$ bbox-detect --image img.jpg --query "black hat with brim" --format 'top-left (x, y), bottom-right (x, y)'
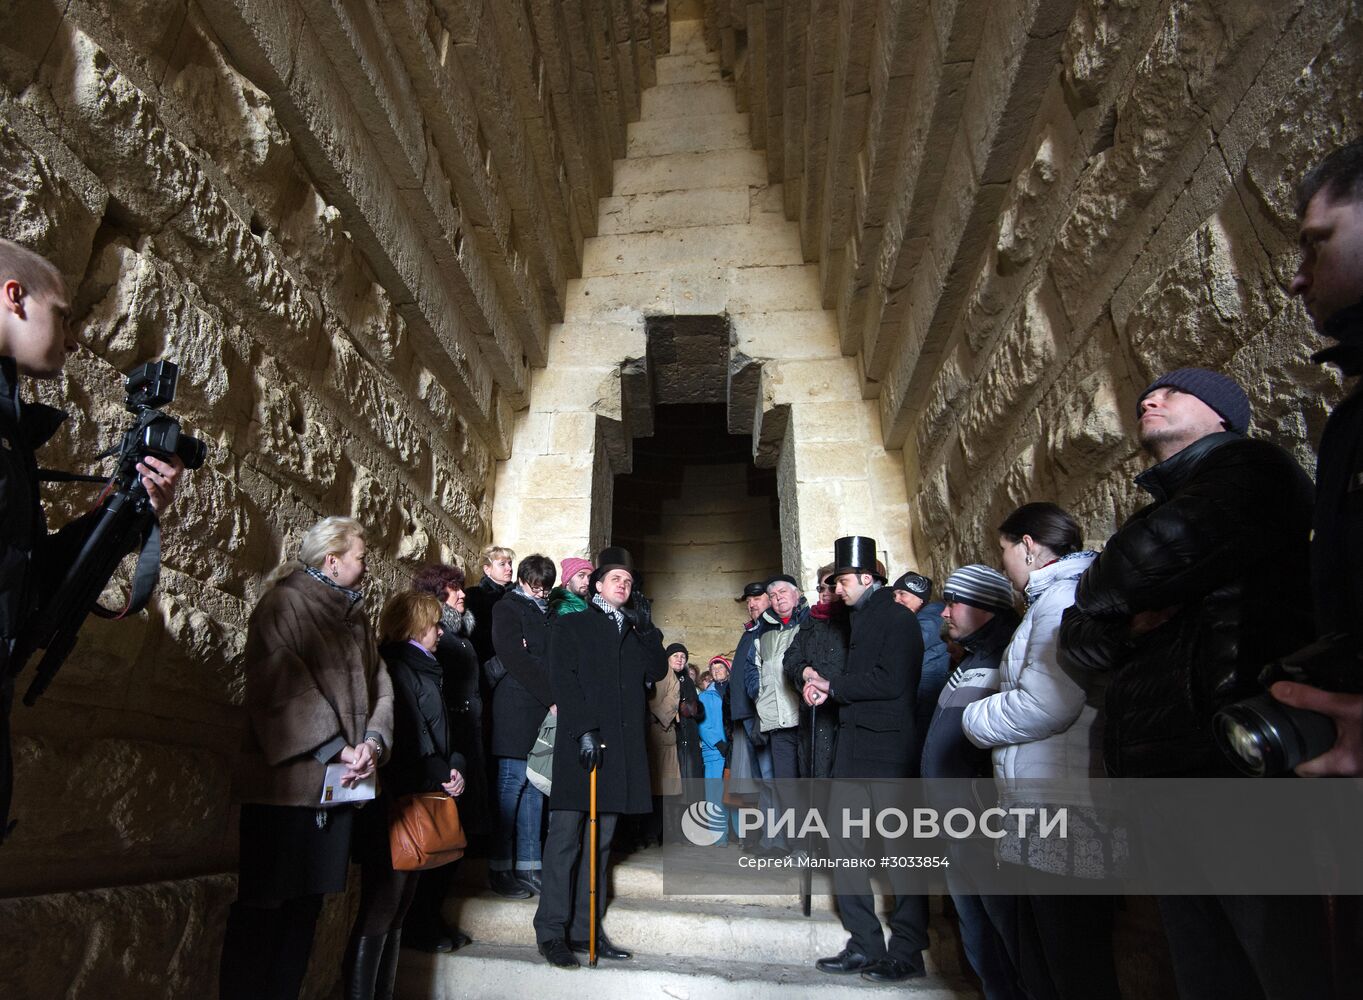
top-left (735, 580), bottom-right (767, 602)
top-left (832, 536), bottom-right (885, 582)
top-left (766, 573), bottom-right (800, 590)
top-left (589, 545), bottom-right (635, 594)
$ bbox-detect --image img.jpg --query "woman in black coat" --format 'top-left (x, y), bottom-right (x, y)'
top-left (488, 554), bottom-right (556, 897)
top-left (343, 591), bottom-right (465, 1000)
top-left (404, 563), bottom-right (488, 952)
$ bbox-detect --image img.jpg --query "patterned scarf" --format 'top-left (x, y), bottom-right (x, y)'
top-left (592, 593), bottom-right (625, 632)
top-left (304, 565), bottom-right (364, 607)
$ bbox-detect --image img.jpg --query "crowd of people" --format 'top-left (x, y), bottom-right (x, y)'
top-left (1, 116), bottom-right (1361, 1000)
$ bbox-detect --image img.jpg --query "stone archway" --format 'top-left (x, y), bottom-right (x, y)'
top-left (491, 20), bottom-right (914, 600)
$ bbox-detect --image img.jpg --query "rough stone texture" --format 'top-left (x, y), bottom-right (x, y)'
top-left (3, 0), bottom-right (1360, 995)
top-left (721, 0), bottom-right (1360, 584)
top-left (0, 1), bottom-right (657, 994)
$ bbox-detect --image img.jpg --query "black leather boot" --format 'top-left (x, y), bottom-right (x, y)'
top-left (343, 933), bottom-right (388, 1000)
top-left (374, 930), bottom-right (402, 1000)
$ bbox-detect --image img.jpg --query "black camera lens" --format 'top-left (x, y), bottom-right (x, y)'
top-left (174, 434), bottom-right (208, 470)
top-left (1213, 695), bottom-right (1338, 777)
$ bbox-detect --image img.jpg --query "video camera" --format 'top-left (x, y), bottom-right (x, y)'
top-left (1213, 634), bottom-right (1363, 776)
top-left (11, 360), bottom-right (205, 705)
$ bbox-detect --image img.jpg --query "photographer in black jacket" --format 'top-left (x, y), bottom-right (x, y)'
top-left (0, 240), bottom-right (182, 842)
top-left (1270, 138), bottom-right (1363, 777)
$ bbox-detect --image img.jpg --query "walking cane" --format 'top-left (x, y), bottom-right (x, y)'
top-left (802, 700), bottom-right (814, 918)
top-left (589, 756), bottom-right (599, 968)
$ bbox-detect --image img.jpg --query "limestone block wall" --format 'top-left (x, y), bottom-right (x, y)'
top-left (493, 19), bottom-right (916, 606)
top-left (711, 0), bottom-right (1362, 582)
top-left (0, 1), bottom-right (660, 995)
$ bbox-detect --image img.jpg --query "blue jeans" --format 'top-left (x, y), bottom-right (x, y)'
top-left (491, 756), bottom-right (543, 872)
top-left (701, 751), bottom-right (728, 846)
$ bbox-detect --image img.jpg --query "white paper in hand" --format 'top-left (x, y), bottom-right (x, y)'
top-left (320, 764), bottom-right (377, 806)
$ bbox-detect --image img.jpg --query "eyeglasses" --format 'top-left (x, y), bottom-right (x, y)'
top-left (816, 584), bottom-right (835, 593)
top-left (527, 585), bottom-right (549, 597)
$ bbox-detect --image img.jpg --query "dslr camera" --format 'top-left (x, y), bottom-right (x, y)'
top-left (13, 360), bottom-right (205, 705)
top-left (1213, 634), bottom-right (1363, 777)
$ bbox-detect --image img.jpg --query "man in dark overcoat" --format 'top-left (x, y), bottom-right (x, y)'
top-left (533, 546), bottom-right (667, 968)
top-left (802, 535), bottom-right (927, 983)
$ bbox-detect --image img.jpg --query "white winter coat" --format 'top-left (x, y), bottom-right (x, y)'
top-left (960, 551), bottom-right (1105, 797)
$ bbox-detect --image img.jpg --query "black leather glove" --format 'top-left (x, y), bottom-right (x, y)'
top-left (630, 592), bottom-right (653, 631)
top-left (578, 730), bottom-right (603, 771)
top-left (716, 739), bottom-right (730, 761)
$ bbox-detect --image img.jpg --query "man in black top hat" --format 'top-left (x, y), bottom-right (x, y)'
top-left (802, 536), bottom-right (927, 983)
top-left (534, 546), bottom-right (667, 968)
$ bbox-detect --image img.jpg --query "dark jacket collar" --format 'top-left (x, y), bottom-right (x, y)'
top-left (959, 608), bottom-right (1021, 658)
top-left (1312, 299), bottom-right (1363, 378)
top-left (380, 639), bottom-right (442, 679)
top-left (478, 575), bottom-right (511, 595)
top-left (0, 355), bottom-right (67, 451)
top-left (1134, 430), bottom-right (1243, 502)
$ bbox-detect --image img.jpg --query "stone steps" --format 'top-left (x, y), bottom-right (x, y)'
top-left (442, 851), bottom-right (970, 972)
top-left (396, 944), bottom-right (977, 1000)
top-left (412, 850), bottom-right (980, 1000)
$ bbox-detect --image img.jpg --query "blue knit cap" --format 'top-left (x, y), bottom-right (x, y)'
top-left (1137, 368), bottom-right (1251, 435)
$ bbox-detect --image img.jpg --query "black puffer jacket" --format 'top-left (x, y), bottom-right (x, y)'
top-left (1059, 432), bottom-right (1314, 777)
top-left (782, 603), bottom-right (850, 778)
top-left (1310, 301), bottom-right (1363, 642)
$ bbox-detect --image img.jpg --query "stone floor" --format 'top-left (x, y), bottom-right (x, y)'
top-left (394, 847), bottom-right (982, 1000)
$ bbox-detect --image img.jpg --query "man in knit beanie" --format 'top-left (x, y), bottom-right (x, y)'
top-left (548, 556), bottom-right (594, 616)
top-left (1060, 367), bottom-right (1325, 998)
top-left (920, 564), bottom-right (1022, 1000)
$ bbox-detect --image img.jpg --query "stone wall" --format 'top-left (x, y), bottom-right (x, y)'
top-left (710, 0), bottom-right (1361, 580)
top-left (0, 1), bottom-right (659, 995)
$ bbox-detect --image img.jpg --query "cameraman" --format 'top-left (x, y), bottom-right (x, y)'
top-left (0, 239), bottom-right (183, 840)
top-left (1270, 139), bottom-right (1363, 777)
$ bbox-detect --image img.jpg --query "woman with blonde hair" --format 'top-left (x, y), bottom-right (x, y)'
top-left (219, 515), bottom-right (393, 1000)
top-left (343, 589), bottom-right (466, 1000)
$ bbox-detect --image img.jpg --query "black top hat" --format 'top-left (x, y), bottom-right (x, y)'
top-left (589, 546), bottom-right (635, 592)
top-left (832, 536), bottom-right (884, 582)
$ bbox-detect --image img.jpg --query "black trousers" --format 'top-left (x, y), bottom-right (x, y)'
top-left (533, 808), bottom-right (618, 942)
top-left (828, 782), bottom-right (928, 965)
top-left (1017, 874), bottom-right (1120, 1000)
top-left (219, 894), bottom-right (323, 1000)
top-left (1157, 894), bottom-right (1331, 1000)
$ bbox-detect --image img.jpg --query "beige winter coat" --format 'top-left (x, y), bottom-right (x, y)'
top-left (646, 666), bottom-right (681, 796)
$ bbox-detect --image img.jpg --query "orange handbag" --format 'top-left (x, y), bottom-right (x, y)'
top-left (388, 793), bottom-right (467, 871)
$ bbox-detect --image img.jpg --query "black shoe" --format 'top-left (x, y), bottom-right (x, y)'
top-left (489, 870), bottom-right (532, 898)
top-left (451, 928), bottom-right (472, 950)
top-left (860, 957), bottom-right (926, 983)
top-left (401, 931), bottom-right (454, 953)
top-left (515, 870), bottom-right (543, 895)
top-left (538, 939), bottom-right (581, 969)
top-left (815, 948), bottom-right (874, 974)
top-left (568, 932), bottom-right (633, 961)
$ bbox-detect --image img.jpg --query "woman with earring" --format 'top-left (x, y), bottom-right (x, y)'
top-left (960, 502), bottom-right (1121, 1000)
top-left (343, 590), bottom-right (466, 1000)
top-left (220, 516), bottom-right (393, 1000)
